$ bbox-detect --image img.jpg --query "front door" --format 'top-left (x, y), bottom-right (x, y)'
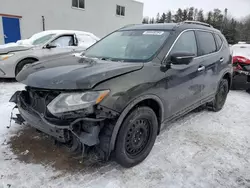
top-left (163, 30), bottom-right (204, 119)
top-left (40, 35), bottom-right (78, 60)
top-left (2, 17), bottom-right (21, 44)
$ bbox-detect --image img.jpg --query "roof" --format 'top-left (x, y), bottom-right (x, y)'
top-left (120, 22), bottom-right (220, 33)
top-left (27, 30), bottom-right (99, 42)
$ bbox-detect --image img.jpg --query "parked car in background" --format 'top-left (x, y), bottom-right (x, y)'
top-left (231, 43), bottom-right (250, 90)
top-left (0, 30), bottom-right (99, 78)
top-left (11, 21), bottom-right (232, 168)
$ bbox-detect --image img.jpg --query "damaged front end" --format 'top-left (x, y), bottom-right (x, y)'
top-left (10, 87), bottom-right (119, 160)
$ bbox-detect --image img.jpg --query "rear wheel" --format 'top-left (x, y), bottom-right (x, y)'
top-left (208, 79), bottom-right (229, 112)
top-left (115, 107), bottom-right (158, 168)
top-left (15, 59), bottom-right (37, 76)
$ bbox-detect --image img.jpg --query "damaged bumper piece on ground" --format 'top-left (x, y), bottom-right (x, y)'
top-left (232, 69), bottom-right (250, 90)
top-left (10, 88), bottom-right (119, 159)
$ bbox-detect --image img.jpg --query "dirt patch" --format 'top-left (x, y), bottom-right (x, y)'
top-left (7, 126), bottom-right (109, 174)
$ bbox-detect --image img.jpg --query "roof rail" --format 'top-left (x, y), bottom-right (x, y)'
top-left (120, 24), bottom-right (137, 29)
top-left (183, 21), bottom-right (213, 28)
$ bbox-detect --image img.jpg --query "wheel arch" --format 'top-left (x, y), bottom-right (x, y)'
top-left (222, 71), bottom-right (232, 91)
top-left (109, 94), bottom-right (164, 155)
top-left (15, 57), bottom-right (39, 75)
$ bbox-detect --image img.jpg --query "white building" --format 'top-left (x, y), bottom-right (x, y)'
top-left (0, 0), bottom-right (143, 44)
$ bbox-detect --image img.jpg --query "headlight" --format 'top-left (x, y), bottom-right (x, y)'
top-left (47, 90), bottom-right (110, 115)
top-left (0, 53), bottom-right (14, 61)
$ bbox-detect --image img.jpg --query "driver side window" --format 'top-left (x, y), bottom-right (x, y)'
top-left (50, 35), bottom-right (74, 47)
top-left (171, 31), bottom-right (197, 56)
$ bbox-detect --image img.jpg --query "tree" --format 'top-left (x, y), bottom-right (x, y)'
top-left (156, 13), bottom-right (160, 23)
top-left (174, 8), bottom-right (183, 22)
top-left (149, 17), bottom-right (155, 24)
top-left (193, 8), bottom-right (198, 20)
top-left (182, 9), bottom-right (188, 21)
top-left (187, 7), bottom-right (194, 20)
top-left (166, 11), bottom-right (172, 23)
top-left (159, 13), bottom-right (166, 23)
top-left (197, 9), bottom-right (204, 22)
top-left (142, 17), bottom-right (149, 24)
top-left (211, 9), bottom-right (224, 29)
top-left (206, 11), bottom-right (213, 25)
top-left (148, 7), bottom-right (249, 44)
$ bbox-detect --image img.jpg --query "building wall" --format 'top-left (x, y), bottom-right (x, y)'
top-left (0, 0), bottom-right (143, 44)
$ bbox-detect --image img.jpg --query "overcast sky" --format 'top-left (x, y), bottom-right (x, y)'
top-left (138, 0), bottom-right (250, 19)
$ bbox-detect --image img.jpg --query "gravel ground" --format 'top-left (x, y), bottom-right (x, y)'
top-left (0, 81), bottom-right (250, 188)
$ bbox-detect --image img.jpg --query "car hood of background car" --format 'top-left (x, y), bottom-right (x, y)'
top-left (16, 55), bottom-right (143, 90)
top-left (0, 45), bottom-right (33, 54)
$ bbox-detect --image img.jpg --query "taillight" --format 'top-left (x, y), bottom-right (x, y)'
top-left (233, 56), bottom-right (248, 63)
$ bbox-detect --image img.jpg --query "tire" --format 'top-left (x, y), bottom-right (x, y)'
top-left (15, 59), bottom-right (37, 76)
top-left (209, 79), bottom-right (229, 112)
top-left (115, 106), bottom-right (158, 168)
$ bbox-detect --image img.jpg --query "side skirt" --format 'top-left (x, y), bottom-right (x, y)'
top-left (160, 94), bottom-right (215, 131)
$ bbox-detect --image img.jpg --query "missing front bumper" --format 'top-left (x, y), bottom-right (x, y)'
top-left (10, 91), bottom-right (102, 146)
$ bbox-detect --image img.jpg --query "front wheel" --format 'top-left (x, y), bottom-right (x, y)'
top-left (115, 107), bottom-right (158, 168)
top-left (209, 79), bottom-right (229, 112)
top-left (15, 59), bottom-right (37, 76)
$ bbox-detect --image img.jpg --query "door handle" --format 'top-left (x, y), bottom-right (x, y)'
top-left (220, 58), bottom-right (224, 62)
top-left (198, 66), bottom-right (205, 72)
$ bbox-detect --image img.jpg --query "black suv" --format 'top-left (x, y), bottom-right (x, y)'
top-left (10, 21), bottom-right (232, 168)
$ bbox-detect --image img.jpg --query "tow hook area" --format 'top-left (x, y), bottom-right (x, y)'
top-left (69, 118), bottom-right (103, 147)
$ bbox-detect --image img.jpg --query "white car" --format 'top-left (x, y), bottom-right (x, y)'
top-left (0, 30), bottom-right (99, 78)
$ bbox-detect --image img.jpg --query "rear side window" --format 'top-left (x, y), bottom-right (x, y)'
top-left (214, 34), bottom-right (223, 50)
top-left (196, 31), bottom-right (216, 55)
top-left (171, 31), bottom-right (197, 56)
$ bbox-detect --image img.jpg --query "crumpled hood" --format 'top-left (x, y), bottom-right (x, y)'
top-left (0, 45), bottom-right (33, 54)
top-left (16, 55), bottom-right (143, 90)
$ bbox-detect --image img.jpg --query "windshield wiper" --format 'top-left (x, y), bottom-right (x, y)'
top-left (99, 57), bottom-right (124, 62)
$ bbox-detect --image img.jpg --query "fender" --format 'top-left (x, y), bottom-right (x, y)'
top-left (220, 69), bottom-right (233, 90)
top-left (108, 94), bottom-right (165, 155)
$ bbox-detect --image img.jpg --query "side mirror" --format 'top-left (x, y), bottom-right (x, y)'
top-left (45, 43), bottom-right (57, 49)
top-left (170, 52), bottom-right (195, 65)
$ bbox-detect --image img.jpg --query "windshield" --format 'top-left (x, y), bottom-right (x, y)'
top-left (32, 34), bottom-right (56, 45)
top-left (85, 30), bottom-right (170, 62)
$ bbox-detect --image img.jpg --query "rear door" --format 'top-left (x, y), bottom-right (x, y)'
top-left (163, 30), bottom-right (204, 118)
top-left (195, 31), bottom-right (221, 99)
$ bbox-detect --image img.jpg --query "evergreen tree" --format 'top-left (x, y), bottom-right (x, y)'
top-left (197, 10), bottom-right (204, 22)
top-left (182, 9), bottom-right (188, 21)
top-left (156, 13), bottom-right (160, 23)
top-left (142, 17), bottom-right (149, 24)
top-left (166, 11), bottom-right (172, 23)
top-left (187, 7), bottom-right (194, 20)
top-left (174, 8), bottom-right (183, 22)
top-left (211, 9), bottom-right (224, 29)
top-left (148, 7), bottom-right (250, 44)
top-left (149, 18), bottom-right (155, 24)
top-left (193, 8), bottom-right (198, 20)
top-left (159, 13), bottom-right (167, 23)
top-left (206, 11), bottom-right (213, 25)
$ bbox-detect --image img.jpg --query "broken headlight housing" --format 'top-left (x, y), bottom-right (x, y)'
top-left (47, 90), bottom-right (109, 115)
